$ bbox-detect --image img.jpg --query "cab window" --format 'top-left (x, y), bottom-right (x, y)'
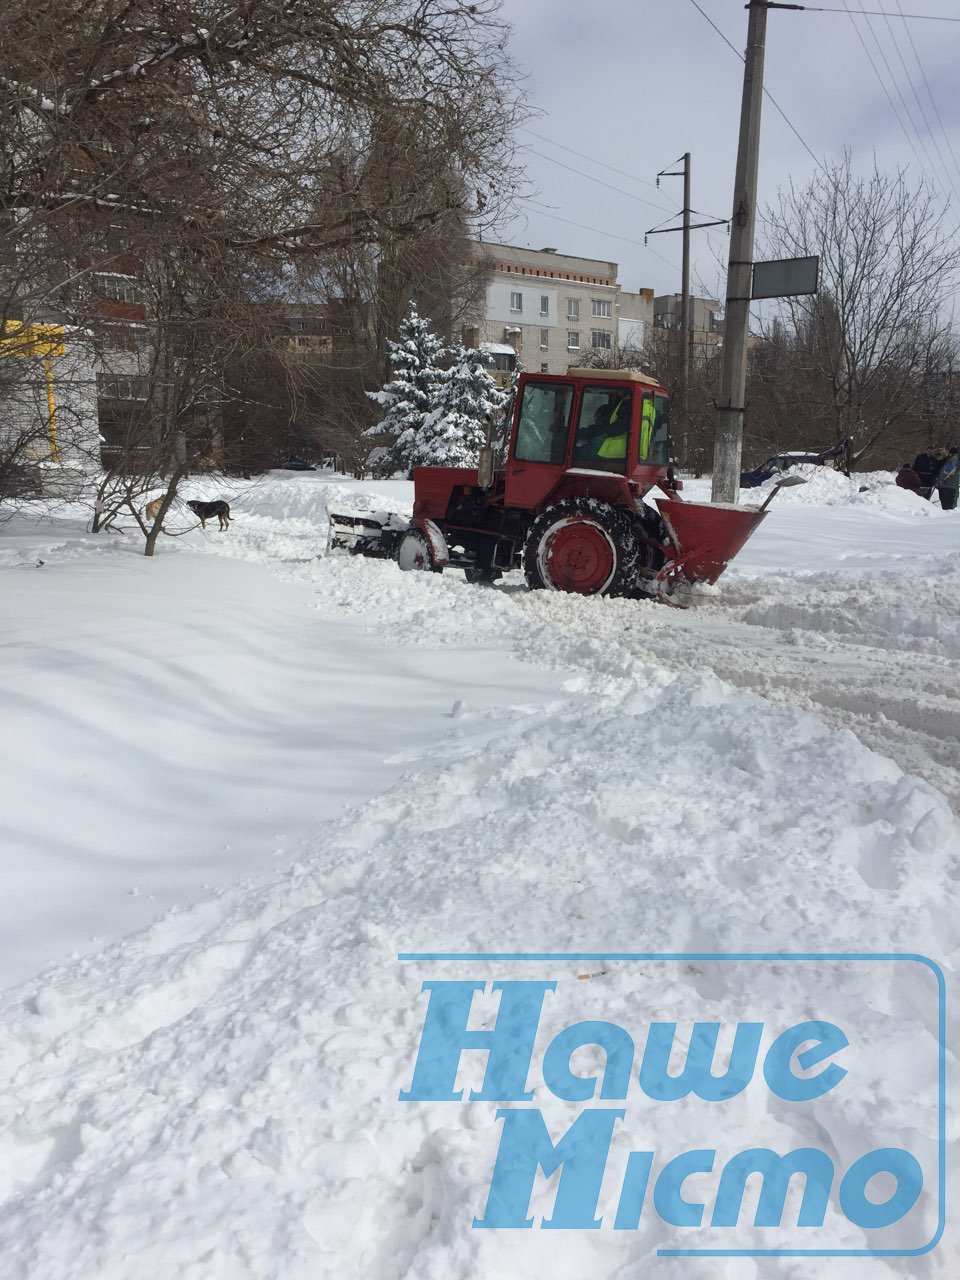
top-left (514, 382), bottom-right (573, 464)
top-left (572, 387), bottom-right (631, 471)
top-left (639, 392), bottom-right (670, 465)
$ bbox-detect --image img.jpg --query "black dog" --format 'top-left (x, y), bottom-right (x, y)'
top-left (187, 499), bottom-right (231, 531)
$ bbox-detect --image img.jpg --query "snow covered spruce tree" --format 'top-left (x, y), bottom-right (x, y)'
top-left (366, 305), bottom-right (446, 475)
top-left (411, 345), bottom-right (507, 467)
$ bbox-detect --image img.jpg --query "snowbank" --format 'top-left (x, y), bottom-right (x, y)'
top-left (1, 470), bottom-right (959, 1276)
top-left (748, 464), bottom-right (940, 515)
top-left (0, 636), bottom-right (957, 1277)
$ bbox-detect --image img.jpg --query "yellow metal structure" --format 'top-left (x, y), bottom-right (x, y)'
top-left (1, 321), bottom-right (66, 462)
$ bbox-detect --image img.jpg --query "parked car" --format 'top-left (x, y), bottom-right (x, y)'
top-left (740, 437), bottom-right (850, 488)
top-left (280, 458), bottom-right (316, 471)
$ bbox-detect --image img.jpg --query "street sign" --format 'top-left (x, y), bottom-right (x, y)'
top-left (751, 255), bottom-right (819, 300)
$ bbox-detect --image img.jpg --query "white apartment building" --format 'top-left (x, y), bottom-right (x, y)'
top-left (469, 243), bottom-right (654, 376)
top-left (653, 294), bottom-right (724, 363)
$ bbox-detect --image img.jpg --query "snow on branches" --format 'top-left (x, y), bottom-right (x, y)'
top-left (413, 344), bottom-right (507, 469)
top-left (367, 306), bottom-right (507, 474)
top-left (366, 305), bottom-right (446, 476)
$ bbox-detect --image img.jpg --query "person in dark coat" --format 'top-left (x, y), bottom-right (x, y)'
top-left (895, 462), bottom-right (923, 494)
top-left (913, 447), bottom-right (940, 499)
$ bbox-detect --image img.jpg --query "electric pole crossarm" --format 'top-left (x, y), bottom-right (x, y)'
top-left (646, 221), bottom-right (727, 235)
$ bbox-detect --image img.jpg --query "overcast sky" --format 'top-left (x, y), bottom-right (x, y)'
top-left (495, 0), bottom-right (960, 303)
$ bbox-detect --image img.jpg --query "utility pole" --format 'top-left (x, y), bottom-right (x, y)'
top-left (712, 0), bottom-right (773, 503)
top-left (648, 156), bottom-right (725, 468)
top-left (681, 152), bottom-right (692, 430)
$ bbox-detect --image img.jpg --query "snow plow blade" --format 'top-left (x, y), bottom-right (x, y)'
top-left (656, 499), bottom-right (767, 587)
top-left (326, 509), bottom-right (409, 558)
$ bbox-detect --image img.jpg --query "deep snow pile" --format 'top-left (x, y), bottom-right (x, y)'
top-left (743, 463), bottom-right (940, 515)
top-left (1, 469), bottom-right (958, 1277)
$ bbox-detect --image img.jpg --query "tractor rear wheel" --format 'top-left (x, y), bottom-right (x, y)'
top-left (523, 499), bottom-right (639, 596)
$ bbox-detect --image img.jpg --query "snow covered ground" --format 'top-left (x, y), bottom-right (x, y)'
top-left (0, 468), bottom-right (957, 1277)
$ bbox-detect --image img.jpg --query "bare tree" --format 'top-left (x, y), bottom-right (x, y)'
top-left (2, 0), bottom-right (524, 509)
top-left (757, 155), bottom-right (960, 467)
top-left (295, 111), bottom-right (500, 471)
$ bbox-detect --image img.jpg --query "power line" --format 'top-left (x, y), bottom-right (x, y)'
top-left (875, 1), bottom-right (960, 208)
top-left (896, 0), bottom-right (960, 197)
top-left (804, 5), bottom-right (960, 19)
top-left (843, 0), bottom-right (951, 205)
top-left (521, 133), bottom-right (726, 226)
top-left (686, 0), bottom-right (825, 174)
top-left (520, 201), bottom-right (681, 269)
top-left (519, 146), bottom-right (675, 216)
top-left (519, 128), bottom-right (664, 193)
top-left (854, 1), bottom-right (942, 191)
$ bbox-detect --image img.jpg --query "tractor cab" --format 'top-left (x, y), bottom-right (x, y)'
top-left (504, 368), bottom-right (671, 510)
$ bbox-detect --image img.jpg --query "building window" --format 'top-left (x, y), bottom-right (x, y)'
top-left (96, 373), bottom-right (150, 401)
top-left (567, 299), bottom-right (579, 320)
top-left (567, 331), bottom-right (580, 350)
top-left (540, 362), bottom-right (549, 373)
top-left (540, 295), bottom-right (549, 317)
top-left (591, 299), bottom-right (612, 318)
top-left (510, 291), bottom-right (522, 312)
top-left (591, 330), bottom-right (612, 350)
top-left (539, 328), bottom-right (549, 349)
top-left (94, 274), bottom-right (141, 304)
top-left (98, 323), bottom-right (146, 353)
top-left (105, 224), bottom-right (129, 254)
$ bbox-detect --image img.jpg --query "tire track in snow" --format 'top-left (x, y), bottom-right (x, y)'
top-left (183, 473), bottom-right (960, 814)
top-left (509, 570), bottom-right (960, 814)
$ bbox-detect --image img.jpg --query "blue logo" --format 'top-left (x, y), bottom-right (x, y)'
top-left (398, 953), bottom-right (945, 1258)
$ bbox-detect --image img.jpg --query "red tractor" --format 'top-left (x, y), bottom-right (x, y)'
top-left (329, 367), bottom-right (774, 602)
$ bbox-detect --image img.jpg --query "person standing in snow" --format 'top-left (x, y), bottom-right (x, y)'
top-left (895, 462), bottom-right (923, 494)
top-left (935, 446), bottom-right (958, 510)
top-left (912, 446), bottom-right (940, 500)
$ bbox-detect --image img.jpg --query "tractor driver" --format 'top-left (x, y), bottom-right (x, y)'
top-left (576, 392), bottom-right (630, 464)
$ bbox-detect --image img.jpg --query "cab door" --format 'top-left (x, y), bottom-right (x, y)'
top-left (504, 379), bottom-right (576, 509)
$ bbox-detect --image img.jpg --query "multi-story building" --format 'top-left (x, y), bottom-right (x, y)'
top-left (617, 288), bottom-right (654, 355)
top-left (469, 243), bottom-right (655, 377)
top-left (653, 294), bottom-right (724, 363)
top-left (85, 257), bottom-right (156, 470)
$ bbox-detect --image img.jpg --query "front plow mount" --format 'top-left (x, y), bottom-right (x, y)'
top-left (326, 509), bottom-right (410, 559)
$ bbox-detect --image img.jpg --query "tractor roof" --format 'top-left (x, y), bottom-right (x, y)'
top-left (565, 367), bottom-right (661, 387)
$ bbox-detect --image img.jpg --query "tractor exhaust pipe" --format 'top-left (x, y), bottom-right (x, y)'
top-left (477, 412), bottom-right (496, 490)
top-left (477, 444), bottom-right (494, 491)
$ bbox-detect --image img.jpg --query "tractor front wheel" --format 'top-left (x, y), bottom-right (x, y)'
top-left (523, 499), bottom-right (638, 596)
top-left (397, 528), bottom-right (440, 573)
